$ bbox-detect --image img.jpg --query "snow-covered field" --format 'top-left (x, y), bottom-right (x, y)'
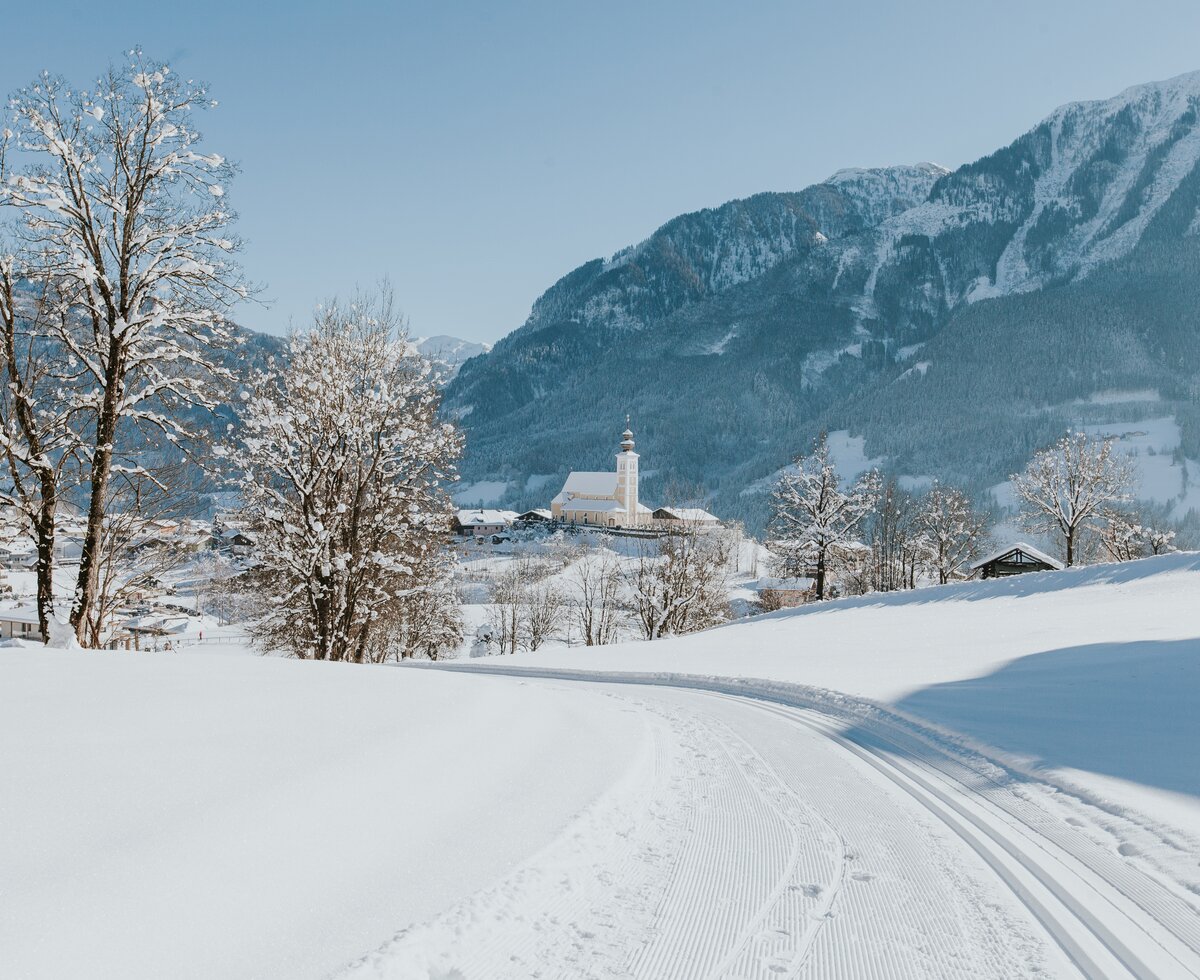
top-left (0, 653), bottom-right (642, 979)
top-left (4, 554), bottom-right (1200, 978)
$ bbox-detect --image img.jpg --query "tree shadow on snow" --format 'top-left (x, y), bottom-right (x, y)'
top-left (856, 638), bottom-right (1200, 799)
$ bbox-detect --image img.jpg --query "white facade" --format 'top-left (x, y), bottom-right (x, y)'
top-left (551, 423), bottom-right (651, 527)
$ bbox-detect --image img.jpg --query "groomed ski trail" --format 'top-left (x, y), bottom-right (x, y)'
top-left (342, 663), bottom-right (1200, 979)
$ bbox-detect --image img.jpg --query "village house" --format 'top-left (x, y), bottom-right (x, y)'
top-left (652, 506), bottom-right (721, 529)
top-left (551, 422), bottom-right (654, 528)
top-left (453, 509), bottom-right (519, 538)
top-left (0, 607), bottom-right (44, 642)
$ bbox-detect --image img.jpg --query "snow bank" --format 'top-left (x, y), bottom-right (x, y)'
top-left (498, 553), bottom-right (1200, 830)
top-left (0, 650), bottom-right (644, 980)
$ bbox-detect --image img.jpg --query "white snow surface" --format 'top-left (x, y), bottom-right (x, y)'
top-left (7, 554), bottom-right (1200, 979)
top-left (499, 553), bottom-right (1200, 831)
top-left (0, 653), bottom-right (641, 980)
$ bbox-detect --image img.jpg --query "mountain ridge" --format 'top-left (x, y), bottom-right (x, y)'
top-left (445, 70), bottom-right (1200, 531)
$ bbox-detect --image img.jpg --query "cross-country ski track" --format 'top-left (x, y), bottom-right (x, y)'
top-left (343, 662), bottom-right (1200, 980)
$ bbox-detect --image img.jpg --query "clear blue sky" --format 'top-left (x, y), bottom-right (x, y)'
top-left (8, 1), bottom-right (1200, 342)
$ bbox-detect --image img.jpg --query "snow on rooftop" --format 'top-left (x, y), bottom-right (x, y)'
top-left (970, 542), bottom-right (1064, 571)
top-left (456, 509), bottom-right (518, 526)
top-left (558, 472), bottom-right (619, 497)
top-left (654, 507), bottom-right (719, 523)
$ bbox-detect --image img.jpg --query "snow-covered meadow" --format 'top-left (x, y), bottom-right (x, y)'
top-left (4, 552), bottom-right (1200, 978)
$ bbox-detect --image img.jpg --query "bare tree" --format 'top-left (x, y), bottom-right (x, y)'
top-left (1099, 508), bottom-right (1178, 562)
top-left (225, 292), bottom-right (461, 662)
top-left (487, 565), bottom-right (527, 656)
top-left (1012, 432), bottom-right (1135, 566)
top-left (864, 479), bottom-right (923, 592)
top-left (770, 433), bottom-right (880, 600)
top-left (193, 551), bottom-right (256, 626)
top-left (626, 524), bottom-right (731, 640)
top-left (524, 580), bottom-right (567, 651)
top-left (570, 551), bottom-right (624, 646)
top-left (916, 482), bottom-right (992, 585)
top-left (2, 52), bottom-right (248, 642)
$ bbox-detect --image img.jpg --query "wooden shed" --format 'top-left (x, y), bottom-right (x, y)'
top-left (970, 543), bottom-right (1064, 579)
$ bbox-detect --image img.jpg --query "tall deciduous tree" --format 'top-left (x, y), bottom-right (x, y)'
top-left (2, 52), bottom-right (246, 642)
top-left (770, 433), bottom-right (880, 600)
top-left (1011, 432), bottom-right (1135, 566)
top-left (0, 256), bottom-right (83, 640)
top-left (224, 293), bottom-right (461, 663)
top-left (916, 482), bottom-right (992, 585)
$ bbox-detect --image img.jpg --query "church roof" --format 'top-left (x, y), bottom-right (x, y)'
top-left (557, 471), bottom-right (619, 498)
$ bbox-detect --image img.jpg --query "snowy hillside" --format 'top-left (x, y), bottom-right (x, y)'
top-left (5, 553), bottom-right (1200, 978)
top-left (499, 551), bottom-right (1200, 831)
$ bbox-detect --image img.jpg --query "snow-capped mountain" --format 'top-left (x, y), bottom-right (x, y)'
top-left (446, 71), bottom-right (1200, 528)
top-left (414, 335), bottom-right (491, 380)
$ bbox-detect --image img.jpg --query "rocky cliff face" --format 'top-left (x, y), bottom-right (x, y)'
top-left (446, 72), bottom-right (1200, 529)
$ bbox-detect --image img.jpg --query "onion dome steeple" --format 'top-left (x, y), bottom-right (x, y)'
top-left (620, 414), bottom-right (635, 453)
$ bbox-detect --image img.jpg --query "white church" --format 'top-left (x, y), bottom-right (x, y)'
top-left (550, 422), bottom-right (654, 527)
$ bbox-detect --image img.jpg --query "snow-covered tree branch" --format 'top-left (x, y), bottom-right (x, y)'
top-left (1011, 432), bottom-right (1135, 566)
top-left (223, 292), bottom-right (462, 662)
top-left (769, 433), bottom-right (881, 600)
top-left (916, 482), bottom-right (992, 585)
top-left (2, 51), bottom-right (249, 641)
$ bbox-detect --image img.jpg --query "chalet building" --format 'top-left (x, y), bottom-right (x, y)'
top-left (453, 509), bottom-right (518, 537)
top-left (514, 509), bottom-right (553, 527)
top-left (551, 422), bottom-right (653, 528)
top-left (971, 543), bottom-right (1063, 579)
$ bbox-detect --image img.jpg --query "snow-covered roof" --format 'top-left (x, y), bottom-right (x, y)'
top-left (456, 509), bottom-right (517, 526)
top-left (970, 542), bottom-right (1064, 571)
top-left (517, 509), bottom-right (553, 520)
top-left (0, 607), bottom-right (40, 624)
top-left (558, 471), bottom-right (619, 498)
top-left (654, 507), bottom-right (720, 523)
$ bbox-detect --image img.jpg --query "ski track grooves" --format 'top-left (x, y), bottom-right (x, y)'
top-left (402, 661), bottom-right (1200, 980)
top-left (703, 693), bottom-right (1190, 980)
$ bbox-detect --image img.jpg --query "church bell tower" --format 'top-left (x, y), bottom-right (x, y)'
top-left (616, 416), bottom-right (639, 525)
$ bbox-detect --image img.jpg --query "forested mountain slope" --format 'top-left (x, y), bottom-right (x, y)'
top-left (446, 72), bottom-right (1200, 528)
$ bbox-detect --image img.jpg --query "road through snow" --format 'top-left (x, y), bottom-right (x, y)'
top-left (345, 666), bottom-right (1200, 980)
